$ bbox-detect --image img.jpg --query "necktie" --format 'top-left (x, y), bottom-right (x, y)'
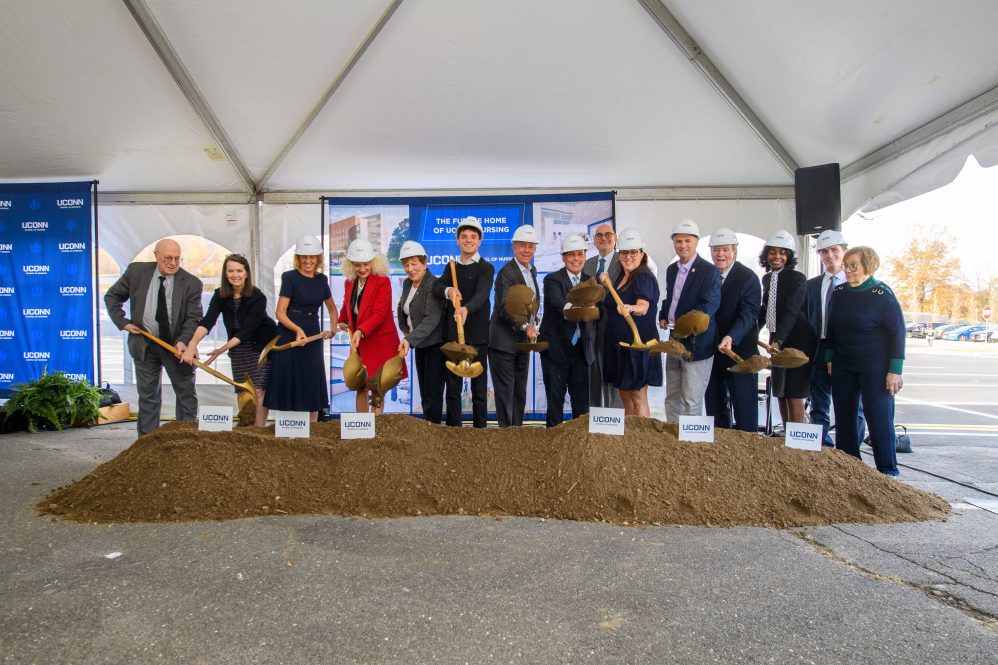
top-left (156, 276), bottom-right (172, 345)
top-left (766, 272), bottom-right (778, 333)
top-left (597, 257), bottom-right (605, 279)
top-left (720, 273), bottom-right (725, 287)
top-left (570, 275), bottom-right (581, 345)
top-left (822, 274), bottom-right (836, 338)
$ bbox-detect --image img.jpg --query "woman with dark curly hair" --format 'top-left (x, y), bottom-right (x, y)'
top-left (758, 230), bottom-right (816, 427)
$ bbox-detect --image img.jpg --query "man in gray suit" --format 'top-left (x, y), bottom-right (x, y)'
top-left (583, 223), bottom-right (622, 408)
top-left (105, 238), bottom-right (204, 435)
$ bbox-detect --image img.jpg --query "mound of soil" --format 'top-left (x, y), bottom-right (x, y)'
top-left (40, 415), bottom-right (948, 527)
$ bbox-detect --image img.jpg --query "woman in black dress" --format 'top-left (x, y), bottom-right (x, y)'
top-left (758, 229), bottom-right (816, 426)
top-left (264, 235), bottom-right (337, 422)
top-left (182, 254), bottom-right (276, 427)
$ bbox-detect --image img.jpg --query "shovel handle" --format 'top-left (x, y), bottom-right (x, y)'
top-left (135, 328), bottom-right (244, 388)
top-left (757, 340), bottom-right (775, 353)
top-left (719, 346), bottom-right (744, 364)
top-left (449, 260), bottom-right (467, 345)
top-left (600, 272), bottom-right (643, 347)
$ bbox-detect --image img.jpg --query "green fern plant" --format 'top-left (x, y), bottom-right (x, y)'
top-left (3, 368), bottom-right (102, 432)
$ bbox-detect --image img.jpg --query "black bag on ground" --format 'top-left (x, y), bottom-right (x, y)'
top-left (895, 425), bottom-right (913, 454)
top-left (98, 382), bottom-right (121, 408)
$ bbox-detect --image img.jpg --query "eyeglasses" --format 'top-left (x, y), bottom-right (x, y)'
top-left (619, 249), bottom-right (642, 257)
top-left (843, 262), bottom-right (863, 272)
top-left (156, 254), bottom-right (182, 264)
top-left (594, 232), bottom-right (615, 239)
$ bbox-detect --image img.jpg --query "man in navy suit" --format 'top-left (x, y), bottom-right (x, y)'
top-left (804, 229), bottom-right (864, 446)
top-left (539, 234), bottom-right (596, 427)
top-left (658, 219), bottom-right (721, 421)
top-left (489, 224), bottom-right (540, 427)
top-left (703, 228), bottom-right (761, 432)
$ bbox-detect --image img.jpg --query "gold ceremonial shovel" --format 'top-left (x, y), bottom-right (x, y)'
top-left (135, 328), bottom-right (257, 406)
top-left (719, 346), bottom-right (771, 374)
top-left (442, 261), bottom-right (484, 379)
top-left (757, 340), bottom-right (810, 368)
top-left (600, 272), bottom-right (657, 351)
top-left (343, 327), bottom-right (368, 391)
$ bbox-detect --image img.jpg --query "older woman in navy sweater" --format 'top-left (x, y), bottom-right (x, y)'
top-left (825, 246), bottom-right (905, 477)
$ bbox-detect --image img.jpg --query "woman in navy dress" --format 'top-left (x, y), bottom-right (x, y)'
top-left (601, 228), bottom-right (662, 417)
top-left (826, 246), bottom-right (905, 477)
top-left (264, 235), bottom-right (337, 421)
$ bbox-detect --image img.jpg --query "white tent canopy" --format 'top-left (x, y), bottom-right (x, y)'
top-left (2, 0), bottom-right (998, 249)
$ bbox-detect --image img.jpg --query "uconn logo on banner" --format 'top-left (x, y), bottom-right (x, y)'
top-left (24, 351), bottom-right (50, 362)
top-left (60, 286), bottom-right (87, 296)
top-left (22, 221), bottom-right (47, 231)
top-left (0, 200), bottom-right (12, 209)
top-left (58, 242), bottom-right (86, 253)
top-left (22, 308), bottom-right (50, 319)
top-left (57, 198), bottom-right (85, 209)
top-left (60, 329), bottom-right (88, 340)
top-left (0, 243), bottom-right (11, 253)
top-left (0, 372), bottom-right (14, 383)
top-left (0, 286), bottom-right (13, 296)
top-left (65, 373), bottom-right (88, 382)
top-left (22, 265), bottom-right (50, 275)
top-left (0, 330), bottom-right (14, 339)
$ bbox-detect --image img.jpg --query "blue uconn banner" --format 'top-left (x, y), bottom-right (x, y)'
top-left (0, 182), bottom-right (97, 396)
top-left (325, 191), bottom-right (614, 419)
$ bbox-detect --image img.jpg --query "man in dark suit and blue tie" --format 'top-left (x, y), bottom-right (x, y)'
top-left (540, 234), bottom-right (596, 427)
top-left (658, 219), bottom-right (721, 421)
top-left (804, 229), bottom-right (863, 446)
top-left (105, 238), bottom-right (203, 436)
top-left (583, 223), bottom-right (622, 409)
top-left (704, 227), bottom-right (762, 432)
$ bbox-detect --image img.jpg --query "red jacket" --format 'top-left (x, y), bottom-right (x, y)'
top-left (339, 275), bottom-right (407, 379)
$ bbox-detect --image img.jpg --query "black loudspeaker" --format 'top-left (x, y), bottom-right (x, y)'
top-left (794, 163), bottom-right (841, 235)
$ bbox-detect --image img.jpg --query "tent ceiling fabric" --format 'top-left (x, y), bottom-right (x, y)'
top-left (0, 0), bottom-right (996, 213)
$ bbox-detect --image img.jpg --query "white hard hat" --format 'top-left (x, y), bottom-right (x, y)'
top-left (617, 228), bottom-right (644, 251)
top-left (399, 240), bottom-right (426, 261)
top-left (765, 229), bottom-right (797, 252)
top-left (672, 218), bottom-right (700, 238)
top-left (294, 235), bottom-right (322, 256)
top-left (815, 229), bottom-right (847, 251)
top-left (457, 216), bottom-right (483, 236)
top-left (709, 227), bottom-right (739, 247)
top-left (511, 225), bottom-right (539, 244)
top-left (346, 238), bottom-right (375, 263)
top-left (560, 234), bottom-right (586, 253)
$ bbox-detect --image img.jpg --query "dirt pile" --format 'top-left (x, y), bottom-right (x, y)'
top-left (40, 415), bottom-right (949, 526)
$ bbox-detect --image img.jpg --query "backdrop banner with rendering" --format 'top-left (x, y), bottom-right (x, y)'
top-left (323, 191), bottom-right (614, 420)
top-left (0, 182), bottom-right (97, 397)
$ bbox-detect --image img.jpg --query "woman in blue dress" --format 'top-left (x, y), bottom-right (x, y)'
top-left (601, 228), bottom-right (662, 416)
top-left (263, 235), bottom-right (337, 421)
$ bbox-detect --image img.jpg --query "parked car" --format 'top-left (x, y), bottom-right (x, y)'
top-left (970, 325), bottom-right (998, 342)
top-left (905, 322), bottom-right (932, 338)
top-left (942, 324), bottom-right (987, 341)
top-left (932, 323), bottom-right (968, 339)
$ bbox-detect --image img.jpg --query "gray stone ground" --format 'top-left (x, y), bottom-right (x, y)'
top-left (1, 421), bottom-right (995, 665)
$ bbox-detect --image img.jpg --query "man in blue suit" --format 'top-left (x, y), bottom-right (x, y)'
top-left (658, 219), bottom-right (721, 421)
top-left (539, 234), bottom-right (596, 427)
top-left (804, 229), bottom-right (864, 446)
top-left (703, 227), bottom-right (761, 432)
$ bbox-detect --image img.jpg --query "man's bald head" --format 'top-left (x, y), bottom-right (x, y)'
top-left (154, 238), bottom-right (182, 276)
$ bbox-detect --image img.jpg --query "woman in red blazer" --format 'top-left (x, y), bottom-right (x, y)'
top-left (338, 239), bottom-right (407, 414)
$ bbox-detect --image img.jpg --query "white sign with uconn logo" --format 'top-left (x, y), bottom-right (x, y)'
top-left (274, 411), bottom-right (310, 438)
top-left (341, 412), bottom-right (376, 439)
top-left (21, 221), bottom-right (47, 231)
top-left (198, 406), bottom-right (233, 432)
top-left (785, 422), bottom-right (824, 452)
top-left (588, 407), bottom-right (626, 436)
top-left (679, 416), bottom-right (714, 443)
